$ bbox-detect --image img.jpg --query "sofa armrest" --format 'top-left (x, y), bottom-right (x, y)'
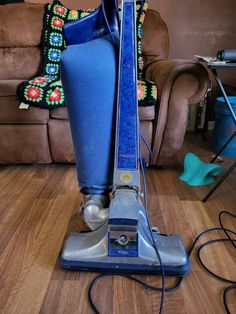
top-left (145, 59), bottom-right (209, 166)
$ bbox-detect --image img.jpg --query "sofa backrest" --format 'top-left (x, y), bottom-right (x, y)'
top-left (0, 3), bottom-right (169, 80)
top-left (0, 3), bottom-right (43, 80)
top-left (0, 3), bottom-right (44, 47)
top-left (142, 9), bottom-right (169, 68)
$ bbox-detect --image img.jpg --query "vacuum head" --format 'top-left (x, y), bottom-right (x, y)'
top-left (61, 189), bottom-right (190, 276)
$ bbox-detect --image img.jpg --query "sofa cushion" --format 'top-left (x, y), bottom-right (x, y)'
top-left (0, 124), bottom-right (52, 163)
top-left (48, 119), bottom-right (75, 163)
top-left (0, 95), bottom-right (49, 123)
top-left (50, 104), bottom-right (156, 121)
top-left (140, 120), bottom-right (153, 162)
top-left (49, 107), bottom-right (68, 120)
top-left (0, 80), bottom-right (23, 96)
top-left (47, 118), bottom-right (153, 164)
top-left (142, 9), bottom-right (169, 67)
top-left (0, 3), bottom-right (45, 48)
top-left (0, 47), bottom-right (41, 80)
top-left (139, 106), bottom-right (155, 121)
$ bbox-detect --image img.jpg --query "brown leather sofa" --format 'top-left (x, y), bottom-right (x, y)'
top-left (0, 3), bottom-right (209, 165)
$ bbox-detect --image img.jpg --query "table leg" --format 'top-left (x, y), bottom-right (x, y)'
top-left (202, 160), bottom-right (236, 202)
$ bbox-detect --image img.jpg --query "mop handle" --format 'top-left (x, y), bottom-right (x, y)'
top-left (113, 0), bottom-right (140, 190)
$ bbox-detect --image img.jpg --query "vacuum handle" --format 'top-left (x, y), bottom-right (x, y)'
top-left (217, 49), bottom-right (236, 61)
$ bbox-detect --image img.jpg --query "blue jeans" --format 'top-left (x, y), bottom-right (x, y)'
top-left (61, 37), bottom-right (117, 195)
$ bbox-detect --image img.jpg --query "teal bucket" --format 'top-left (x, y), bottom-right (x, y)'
top-left (213, 96), bottom-right (236, 157)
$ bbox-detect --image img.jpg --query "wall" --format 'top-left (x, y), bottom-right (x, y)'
top-left (153, 0), bottom-right (236, 87)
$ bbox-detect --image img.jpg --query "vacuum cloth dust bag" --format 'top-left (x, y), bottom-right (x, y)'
top-left (61, 37), bottom-right (117, 195)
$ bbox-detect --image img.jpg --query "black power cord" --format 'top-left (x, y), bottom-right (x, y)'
top-left (140, 156), bottom-right (165, 313)
top-left (224, 285), bottom-right (236, 314)
top-left (219, 211), bottom-right (236, 249)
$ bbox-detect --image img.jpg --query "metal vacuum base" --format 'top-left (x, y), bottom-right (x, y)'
top-left (61, 190), bottom-right (190, 276)
top-left (61, 225), bottom-right (190, 276)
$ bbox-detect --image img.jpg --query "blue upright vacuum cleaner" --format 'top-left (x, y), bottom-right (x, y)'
top-left (60, 0), bottom-right (190, 276)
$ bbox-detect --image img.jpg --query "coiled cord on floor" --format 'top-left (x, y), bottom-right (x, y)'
top-left (193, 211), bottom-right (236, 314)
top-left (87, 208), bottom-right (235, 314)
top-left (224, 285), bottom-right (236, 314)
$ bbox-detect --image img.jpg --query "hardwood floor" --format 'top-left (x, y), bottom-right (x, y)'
top-left (0, 134), bottom-right (235, 314)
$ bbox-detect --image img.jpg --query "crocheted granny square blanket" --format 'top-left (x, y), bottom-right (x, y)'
top-left (17, 0), bottom-right (158, 109)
